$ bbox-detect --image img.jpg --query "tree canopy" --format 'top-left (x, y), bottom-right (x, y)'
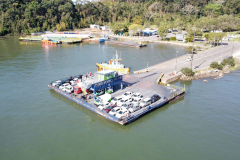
top-left (0, 0), bottom-right (240, 36)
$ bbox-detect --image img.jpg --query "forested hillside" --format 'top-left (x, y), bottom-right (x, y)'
top-left (0, 0), bottom-right (240, 36)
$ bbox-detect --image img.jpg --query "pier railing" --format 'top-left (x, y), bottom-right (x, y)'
top-left (122, 99), bottom-right (168, 124)
top-left (48, 85), bottom-right (120, 123)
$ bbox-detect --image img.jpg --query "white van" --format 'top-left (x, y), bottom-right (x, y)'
top-left (94, 93), bottom-right (111, 106)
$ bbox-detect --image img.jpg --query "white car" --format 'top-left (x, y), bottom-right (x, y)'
top-left (62, 86), bottom-right (73, 93)
top-left (132, 93), bottom-right (142, 99)
top-left (52, 80), bottom-right (62, 87)
top-left (117, 97), bottom-right (131, 107)
top-left (187, 57), bottom-right (192, 62)
top-left (70, 80), bottom-right (76, 86)
top-left (122, 91), bottom-right (133, 98)
top-left (98, 104), bottom-right (110, 110)
top-left (100, 101), bottom-right (110, 107)
top-left (140, 98), bottom-right (152, 107)
top-left (120, 102), bottom-right (133, 112)
top-left (70, 78), bottom-right (80, 86)
top-left (111, 96), bottom-right (122, 105)
top-left (115, 110), bottom-right (129, 119)
top-left (109, 107), bottom-right (120, 116)
top-left (132, 98), bottom-right (142, 106)
top-left (128, 105), bottom-right (141, 113)
top-left (59, 83), bottom-right (70, 90)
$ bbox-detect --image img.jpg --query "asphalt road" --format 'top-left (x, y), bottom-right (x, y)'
top-left (131, 42), bottom-right (240, 84)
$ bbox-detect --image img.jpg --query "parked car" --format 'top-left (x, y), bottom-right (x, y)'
top-left (117, 97), bottom-right (131, 107)
top-left (120, 102), bottom-right (133, 112)
top-left (95, 89), bottom-right (105, 97)
top-left (94, 93), bottom-right (111, 106)
top-left (104, 105), bottom-right (116, 113)
top-left (132, 93), bottom-right (142, 98)
top-left (132, 97), bottom-right (142, 106)
top-left (122, 91), bottom-right (133, 98)
top-left (140, 98), bottom-right (152, 107)
top-left (115, 110), bottom-right (129, 119)
top-left (151, 94), bottom-right (161, 103)
top-left (187, 57), bottom-right (192, 62)
top-left (111, 96), bottom-right (122, 105)
top-left (59, 83), bottom-right (71, 90)
top-left (62, 86), bottom-right (73, 93)
top-left (52, 80), bottom-right (62, 87)
top-left (98, 103), bottom-right (110, 110)
top-left (109, 107), bottom-right (121, 116)
top-left (128, 105), bottom-right (141, 113)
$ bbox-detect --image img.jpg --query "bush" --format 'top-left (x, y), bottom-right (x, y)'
top-left (170, 37), bottom-right (176, 41)
top-left (181, 68), bottom-right (195, 76)
top-left (185, 37), bottom-right (193, 42)
top-left (210, 62), bottom-right (223, 70)
top-left (221, 57), bottom-right (235, 66)
top-left (186, 46), bottom-right (196, 53)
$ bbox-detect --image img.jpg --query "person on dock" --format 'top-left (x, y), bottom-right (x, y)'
top-left (121, 83), bottom-right (123, 90)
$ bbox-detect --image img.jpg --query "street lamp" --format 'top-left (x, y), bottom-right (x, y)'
top-left (175, 51), bottom-right (178, 75)
top-left (191, 27), bottom-right (196, 69)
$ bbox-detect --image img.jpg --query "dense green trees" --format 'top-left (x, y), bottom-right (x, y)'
top-left (0, 0), bottom-right (240, 36)
top-left (0, 0), bottom-right (78, 35)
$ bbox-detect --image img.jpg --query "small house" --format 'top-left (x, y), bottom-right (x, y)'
top-left (90, 24), bottom-right (100, 29)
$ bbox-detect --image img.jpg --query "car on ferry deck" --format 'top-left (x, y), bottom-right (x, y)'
top-left (98, 103), bottom-right (110, 110)
top-left (109, 107), bottom-right (120, 116)
top-left (52, 80), bottom-right (62, 87)
top-left (117, 97), bottom-right (131, 107)
top-left (120, 102), bottom-right (133, 112)
top-left (104, 105), bottom-right (116, 113)
top-left (132, 93), bottom-right (142, 99)
top-left (122, 91), bottom-right (133, 98)
top-left (111, 96), bottom-right (122, 105)
top-left (151, 94), bottom-right (161, 103)
top-left (132, 97), bottom-right (142, 106)
top-left (140, 98), bottom-right (152, 107)
top-left (115, 110), bottom-right (129, 119)
top-left (128, 105), bottom-right (141, 113)
top-left (59, 83), bottom-right (71, 90)
top-left (62, 86), bottom-right (73, 93)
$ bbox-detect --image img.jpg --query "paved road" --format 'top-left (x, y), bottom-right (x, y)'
top-left (128, 42), bottom-right (240, 86)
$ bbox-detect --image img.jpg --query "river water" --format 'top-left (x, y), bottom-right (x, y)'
top-left (0, 36), bottom-right (240, 160)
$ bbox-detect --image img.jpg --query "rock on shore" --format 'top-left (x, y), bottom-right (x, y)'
top-left (180, 66), bottom-right (231, 81)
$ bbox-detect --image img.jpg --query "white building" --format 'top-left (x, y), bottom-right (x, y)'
top-left (100, 26), bottom-right (111, 31)
top-left (90, 24), bottom-right (100, 29)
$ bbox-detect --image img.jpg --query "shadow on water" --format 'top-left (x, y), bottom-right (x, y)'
top-left (49, 89), bottom-right (185, 131)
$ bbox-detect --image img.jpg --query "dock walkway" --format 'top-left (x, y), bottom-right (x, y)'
top-left (105, 40), bottom-right (146, 48)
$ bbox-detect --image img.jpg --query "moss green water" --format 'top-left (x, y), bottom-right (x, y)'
top-left (0, 36), bottom-right (240, 160)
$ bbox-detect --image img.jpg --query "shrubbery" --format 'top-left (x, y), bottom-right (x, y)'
top-left (221, 57), bottom-right (235, 66)
top-left (170, 37), bottom-right (176, 41)
top-left (185, 37), bottom-right (193, 42)
top-left (210, 62), bottom-right (223, 70)
top-left (181, 68), bottom-right (195, 76)
top-left (186, 46), bottom-right (196, 53)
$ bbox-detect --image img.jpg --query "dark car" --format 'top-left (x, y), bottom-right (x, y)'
top-left (62, 77), bottom-right (73, 83)
top-left (76, 75), bottom-right (83, 79)
top-left (104, 105), bottom-right (116, 113)
top-left (151, 94), bottom-right (161, 103)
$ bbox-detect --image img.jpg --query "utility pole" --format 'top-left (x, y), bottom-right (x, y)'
top-left (191, 28), bottom-right (196, 69)
top-left (175, 51), bottom-right (178, 75)
top-left (231, 46), bottom-right (234, 57)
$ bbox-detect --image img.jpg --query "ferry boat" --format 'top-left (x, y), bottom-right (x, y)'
top-left (96, 51), bottom-right (129, 75)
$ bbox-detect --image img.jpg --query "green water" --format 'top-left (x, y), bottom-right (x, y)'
top-left (0, 36), bottom-right (240, 160)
